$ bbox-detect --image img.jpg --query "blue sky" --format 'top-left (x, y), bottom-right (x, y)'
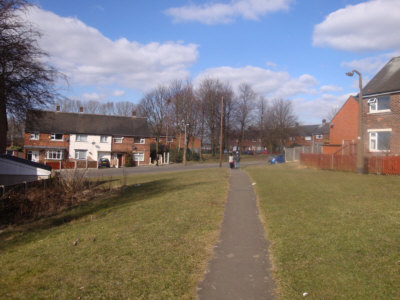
top-left (25, 0), bottom-right (400, 124)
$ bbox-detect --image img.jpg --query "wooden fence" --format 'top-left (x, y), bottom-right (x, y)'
top-left (44, 160), bottom-right (97, 170)
top-left (300, 153), bottom-right (400, 175)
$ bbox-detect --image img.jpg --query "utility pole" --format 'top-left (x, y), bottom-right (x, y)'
top-left (346, 70), bottom-right (364, 174)
top-left (219, 96), bottom-right (224, 168)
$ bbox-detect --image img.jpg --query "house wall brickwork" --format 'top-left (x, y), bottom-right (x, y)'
top-left (363, 93), bottom-right (400, 155)
top-left (24, 133), bottom-right (70, 163)
top-left (330, 96), bottom-right (358, 145)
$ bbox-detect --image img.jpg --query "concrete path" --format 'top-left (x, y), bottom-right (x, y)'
top-left (198, 169), bottom-right (276, 300)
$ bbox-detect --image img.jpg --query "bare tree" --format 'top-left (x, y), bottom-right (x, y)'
top-left (235, 83), bottom-right (256, 150)
top-left (137, 85), bottom-right (170, 156)
top-left (325, 105), bottom-right (340, 122)
top-left (114, 101), bottom-right (136, 117)
top-left (0, 0), bottom-right (61, 153)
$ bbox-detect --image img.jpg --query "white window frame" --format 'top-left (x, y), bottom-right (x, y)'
top-left (315, 134), bottom-right (323, 140)
top-left (100, 135), bottom-right (108, 143)
top-left (76, 134), bottom-right (88, 142)
top-left (29, 133), bottom-right (39, 140)
top-left (50, 133), bottom-right (63, 141)
top-left (113, 137), bottom-right (123, 143)
top-left (368, 96), bottom-right (391, 113)
top-left (46, 150), bottom-right (63, 160)
top-left (133, 152), bottom-right (145, 162)
top-left (75, 150), bottom-right (87, 160)
top-left (305, 136), bottom-right (312, 141)
top-left (368, 128), bottom-right (392, 152)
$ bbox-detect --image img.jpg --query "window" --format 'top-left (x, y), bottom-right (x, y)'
top-left (134, 138), bottom-right (145, 144)
top-left (29, 133), bottom-right (39, 140)
top-left (167, 136), bottom-right (173, 142)
top-left (305, 136), bottom-right (312, 141)
top-left (113, 137), bottom-right (123, 143)
top-left (369, 96), bottom-right (390, 113)
top-left (100, 136), bottom-right (108, 143)
top-left (50, 133), bottom-right (63, 141)
top-left (315, 135), bottom-right (323, 139)
top-left (289, 137), bottom-right (295, 141)
top-left (46, 150), bottom-right (63, 160)
top-left (75, 150), bottom-right (87, 160)
top-left (76, 134), bottom-right (88, 142)
top-left (133, 152), bottom-right (144, 162)
top-left (369, 129), bottom-right (391, 151)
top-left (252, 139), bottom-right (257, 142)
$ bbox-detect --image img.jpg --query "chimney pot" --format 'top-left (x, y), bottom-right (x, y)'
top-left (322, 119), bottom-right (326, 124)
top-left (132, 110), bottom-right (136, 117)
top-left (79, 107), bottom-right (83, 113)
top-left (56, 105), bottom-right (60, 112)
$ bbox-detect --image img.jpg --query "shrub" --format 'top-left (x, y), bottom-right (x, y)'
top-left (169, 149), bottom-right (183, 163)
top-left (125, 153), bottom-right (133, 167)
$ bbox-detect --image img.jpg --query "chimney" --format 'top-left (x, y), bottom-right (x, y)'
top-left (56, 105), bottom-right (60, 112)
top-left (79, 107), bottom-right (83, 113)
top-left (132, 110), bottom-right (136, 117)
top-left (322, 119), bottom-right (326, 124)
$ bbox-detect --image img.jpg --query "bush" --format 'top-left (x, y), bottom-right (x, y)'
top-left (125, 153), bottom-right (133, 167)
top-left (169, 149), bottom-right (183, 163)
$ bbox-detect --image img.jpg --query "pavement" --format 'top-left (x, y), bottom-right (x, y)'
top-left (197, 169), bottom-right (276, 300)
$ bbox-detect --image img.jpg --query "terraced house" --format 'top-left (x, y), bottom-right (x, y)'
top-left (24, 108), bottom-right (151, 168)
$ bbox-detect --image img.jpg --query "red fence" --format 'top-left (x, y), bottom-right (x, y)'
top-left (44, 160), bottom-right (97, 170)
top-left (300, 153), bottom-right (400, 175)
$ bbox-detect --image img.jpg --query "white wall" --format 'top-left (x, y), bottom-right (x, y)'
top-left (69, 134), bottom-right (111, 161)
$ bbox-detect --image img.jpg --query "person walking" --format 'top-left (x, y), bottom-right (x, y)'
top-left (235, 150), bottom-right (240, 169)
top-left (229, 152), bottom-right (234, 169)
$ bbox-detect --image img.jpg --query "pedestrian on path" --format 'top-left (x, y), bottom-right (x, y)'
top-left (229, 152), bottom-right (234, 169)
top-left (234, 150), bottom-right (240, 169)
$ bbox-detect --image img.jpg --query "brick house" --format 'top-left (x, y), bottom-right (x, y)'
top-left (158, 134), bottom-right (202, 153)
top-left (24, 108), bottom-right (152, 167)
top-left (361, 56), bottom-right (400, 155)
top-left (322, 96), bottom-right (358, 154)
top-left (284, 121), bottom-right (329, 148)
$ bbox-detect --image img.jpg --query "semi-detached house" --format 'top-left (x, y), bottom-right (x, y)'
top-left (24, 108), bottom-right (151, 168)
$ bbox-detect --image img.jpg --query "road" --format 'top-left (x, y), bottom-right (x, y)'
top-left (77, 160), bottom-right (268, 178)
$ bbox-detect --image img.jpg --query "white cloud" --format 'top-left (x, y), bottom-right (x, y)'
top-left (320, 85), bottom-right (343, 93)
top-left (22, 7), bottom-right (198, 92)
top-left (313, 0), bottom-right (400, 52)
top-left (194, 65), bottom-right (318, 99)
top-left (113, 90), bottom-right (125, 97)
top-left (165, 0), bottom-right (292, 25)
top-left (82, 92), bottom-right (103, 101)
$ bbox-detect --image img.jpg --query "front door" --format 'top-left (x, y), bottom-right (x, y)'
top-left (27, 150), bottom-right (39, 162)
top-left (117, 154), bottom-right (123, 168)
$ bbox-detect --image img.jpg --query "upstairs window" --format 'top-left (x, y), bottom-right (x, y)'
top-left (315, 135), bottom-right (323, 139)
top-left (100, 136), bottom-right (108, 143)
top-left (305, 136), bottom-right (312, 141)
top-left (134, 138), bottom-right (145, 144)
top-left (76, 134), bottom-right (88, 142)
top-left (50, 133), bottom-right (63, 141)
top-left (369, 96), bottom-right (390, 113)
top-left (29, 133), bottom-right (39, 140)
top-left (113, 137), bottom-right (123, 143)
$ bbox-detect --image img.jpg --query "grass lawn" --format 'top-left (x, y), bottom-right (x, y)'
top-left (247, 164), bottom-right (400, 299)
top-left (191, 153), bottom-right (269, 164)
top-left (0, 169), bottom-right (229, 299)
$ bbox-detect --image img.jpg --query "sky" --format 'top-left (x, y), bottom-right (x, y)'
top-left (22, 0), bottom-right (400, 124)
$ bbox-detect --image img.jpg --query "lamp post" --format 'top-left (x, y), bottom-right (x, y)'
top-left (346, 69), bottom-right (364, 174)
top-left (183, 122), bottom-right (189, 166)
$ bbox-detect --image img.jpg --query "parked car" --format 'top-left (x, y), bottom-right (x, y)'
top-left (98, 158), bottom-right (110, 168)
top-left (268, 154), bottom-right (285, 164)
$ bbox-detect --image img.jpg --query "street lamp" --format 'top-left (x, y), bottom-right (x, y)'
top-left (183, 122), bottom-right (189, 165)
top-left (346, 69), bottom-right (364, 174)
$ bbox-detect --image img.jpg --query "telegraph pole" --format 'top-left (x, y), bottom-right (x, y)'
top-left (219, 96), bottom-right (224, 168)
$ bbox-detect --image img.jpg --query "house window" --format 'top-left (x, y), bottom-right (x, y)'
top-left (76, 134), bottom-right (88, 142)
top-left (50, 133), bottom-right (63, 141)
top-left (315, 135), bottom-right (323, 139)
top-left (75, 150), bottom-right (87, 160)
top-left (167, 136), bottom-right (173, 142)
top-left (369, 96), bottom-right (390, 113)
top-left (113, 137), bottom-right (123, 143)
top-left (133, 152), bottom-right (144, 162)
top-left (305, 136), bottom-right (312, 141)
top-left (134, 138), bottom-right (145, 144)
top-left (369, 129), bottom-right (391, 151)
top-left (29, 133), bottom-right (39, 140)
top-left (46, 150), bottom-right (63, 160)
top-left (289, 137), bottom-right (294, 141)
top-left (100, 136), bottom-right (108, 143)
top-left (252, 139), bottom-right (257, 143)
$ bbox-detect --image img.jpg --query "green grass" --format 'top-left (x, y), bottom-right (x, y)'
top-left (247, 164), bottom-right (400, 299)
top-left (0, 169), bottom-right (229, 299)
top-left (191, 153), bottom-right (269, 164)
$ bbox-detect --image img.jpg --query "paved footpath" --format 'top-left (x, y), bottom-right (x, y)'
top-left (198, 169), bottom-right (276, 300)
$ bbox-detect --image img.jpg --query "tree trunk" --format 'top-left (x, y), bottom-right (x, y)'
top-left (0, 97), bottom-right (7, 154)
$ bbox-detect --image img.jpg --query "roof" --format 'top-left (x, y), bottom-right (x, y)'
top-left (292, 123), bottom-right (329, 137)
top-left (25, 110), bottom-right (151, 137)
top-left (363, 56), bottom-right (400, 97)
top-left (0, 154), bottom-right (52, 171)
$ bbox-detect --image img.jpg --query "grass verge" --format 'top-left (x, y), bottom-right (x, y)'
top-left (0, 169), bottom-right (229, 299)
top-left (247, 164), bottom-right (400, 299)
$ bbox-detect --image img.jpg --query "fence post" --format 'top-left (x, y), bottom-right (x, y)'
top-left (0, 185), bottom-right (4, 197)
top-left (331, 154), bottom-right (334, 170)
